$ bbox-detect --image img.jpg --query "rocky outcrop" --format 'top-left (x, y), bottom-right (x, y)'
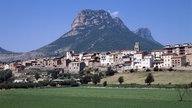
top-left (134, 28), bottom-right (161, 45)
top-left (71, 9), bottom-right (113, 30)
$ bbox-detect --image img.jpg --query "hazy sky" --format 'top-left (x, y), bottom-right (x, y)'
top-left (0, 0), bottom-right (192, 52)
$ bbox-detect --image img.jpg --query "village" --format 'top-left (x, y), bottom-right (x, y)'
top-left (0, 42), bottom-right (192, 83)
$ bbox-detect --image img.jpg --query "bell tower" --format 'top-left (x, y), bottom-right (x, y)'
top-left (134, 42), bottom-right (140, 52)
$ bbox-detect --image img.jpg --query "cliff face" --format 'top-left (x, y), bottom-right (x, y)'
top-left (71, 9), bottom-right (113, 30)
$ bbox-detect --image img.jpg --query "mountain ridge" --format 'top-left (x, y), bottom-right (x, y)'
top-left (0, 9), bottom-right (163, 62)
top-left (0, 47), bottom-right (12, 54)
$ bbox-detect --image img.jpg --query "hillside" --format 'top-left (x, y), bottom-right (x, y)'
top-left (0, 47), bottom-right (12, 54)
top-left (100, 72), bottom-right (192, 84)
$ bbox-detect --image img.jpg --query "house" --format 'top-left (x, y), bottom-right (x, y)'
top-left (9, 62), bottom-right (24, 72)
top-left (3, 64), bottom-right (9, 70)
top-left (88, 60), bottom-right (100, 68)
top-left (172, 55), bottom-right (186, 67)
top-left (133, 55), bottom-right (153, 69)
top-left (67, 61), bottom-right (86, 73)
top-left (81, 53), bottom-right (93, 61)
top-left (99, 52), bottom-right (115, 66)
top-left (52, 57), bottom-right (63, 67)
top-left (151, 50), bottom-right (164, 60)
top-left (133, 52), bottom-right (148, 60)
top-left (119, 50), bottom-right (136, 56)
top-left (186, 53), bottom-right (192, 66)
top-left (0, 62), bottom-right (4, 69)
top-left (41, 72), bottom-right (48, 77)
top-left (163, 43), bottom-right (192, 55)
top-left (143, 55), bottom-right (153, 68)
top-left (66, 51), bottom-right (79, 61)
top-left (162, 53), bottom-right (177, 68)
top-left (14, 78), bottom-right (28, 83)
top-left (66, 51), bottom-right (75, 60)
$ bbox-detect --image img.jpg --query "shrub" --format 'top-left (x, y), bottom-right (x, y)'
top-left (159, 68), bottom-right (163, 71)
top-left (103, 81), bottom-right (107, 87)
top-left (146, 68), bottom-right (151, 72)
top-left (118, 76), bottom-right (124, 84)
top-left (145, 73), bottom-right (154, 85)
top-left (106, 67), bottom-right (116, 76)
top-left (130, 69), bottom-right (134, 73)
top-left (50, 82), bottom-right (57, 87)
top-left (153, 66), bottom-right (158, 71)
top-left (80, 75), bottom-right (92, 84)
top-left (168, 67), bottom-right (174, 71)
top-left (92, 74), bottom-right (101, 85)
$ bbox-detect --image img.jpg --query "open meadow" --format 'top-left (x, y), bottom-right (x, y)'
top-left (0, 87), bottom-right (192, 108)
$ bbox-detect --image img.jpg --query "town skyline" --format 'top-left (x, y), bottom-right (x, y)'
top-left (0, 0), bottom-right (191, 52)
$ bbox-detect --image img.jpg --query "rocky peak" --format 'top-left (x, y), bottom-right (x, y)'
top-left (134, 28), bottom-right (155, 41)
top-left (134, 28), bottom-right (162, 45)
top-left (71, 9), bottom-right (114, 30)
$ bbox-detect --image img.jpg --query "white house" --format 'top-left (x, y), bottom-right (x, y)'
top-left (4, 64), bottom-right (10, 70)
top-left (162, 53), bottom-right (177, 68)
top-left (14, 78), bottom-right (28, 83)
top-left (120, 50), bottom-right (136, 56)
top-left (151, 50), bottom-right (164, 60)
top-left (133, 53), bottom-right (152, 69)
top-left (100, 52), bottom-right (115, 66)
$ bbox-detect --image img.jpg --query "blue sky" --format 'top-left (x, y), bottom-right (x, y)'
top-left (0, 0), bottom-right (191, 52)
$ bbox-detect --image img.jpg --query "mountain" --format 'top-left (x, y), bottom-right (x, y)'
top-left (36, 9), bottom-right (163, 56)
top-left (0, 9), bottom-right (163, 62)
top-left (0, 47), bottom-right (12, 54)
top-left (134, 28), bottom-right (162, 45)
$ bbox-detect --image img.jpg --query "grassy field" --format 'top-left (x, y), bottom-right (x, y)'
top-left (0, 88), bottom-right (192, 108)
top-left (100, 71), bottom-right (192, 84)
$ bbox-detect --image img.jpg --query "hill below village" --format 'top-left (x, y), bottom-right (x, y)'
top-left (100, 72), bottom-right (192, 84)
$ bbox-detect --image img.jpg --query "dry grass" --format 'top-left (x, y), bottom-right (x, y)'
top-left (100, 71), bottom-right (192, 84)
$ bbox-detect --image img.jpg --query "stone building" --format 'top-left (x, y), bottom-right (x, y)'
top-left (186, 53), bottom-right (192, 66)
top-left (171, 55), bottom-right (186, 67)
top-left (163, 43), bottom-right (192, 55)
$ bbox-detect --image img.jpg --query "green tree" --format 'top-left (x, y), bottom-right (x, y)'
top-left (92, 74), bottom-right (101, 85)
top-left (51, 72), bottom-right (59, 79)
top-left (103, 81), bottom-right (107, 87)
top-left (106, 67), bottom-right (116, 76)
top-left (35, 73), bottom-right (40, 80)
top-left (129, 69), bottom-right (134, 73)
top-left (168, 67), bottom-right (174, 71)
top-left (176, 85), bottom-right (189, 101)
top-left (145, 73), bottom-right (154, 85)
top-left (80, 75), bottom-right (92, 84)
top-left (0, 70), bottom-right (13, 83)
top-left (153, 66), bottom-right (159, 71)
top-left (50, 82), bottom-right (57, 87)
top-left (118, 76), bottom-right (124, 84)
